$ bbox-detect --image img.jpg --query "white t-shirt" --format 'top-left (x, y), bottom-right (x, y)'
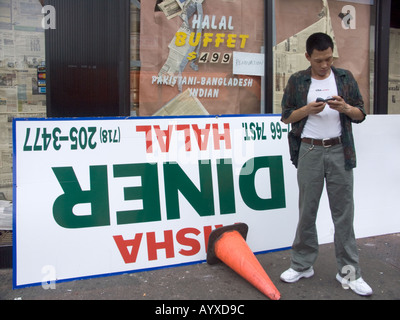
top-left (301, 70), bottom-right (342, 139)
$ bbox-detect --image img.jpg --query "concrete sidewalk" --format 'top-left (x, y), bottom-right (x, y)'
top-left (1, 233), bottom-right (399, 301)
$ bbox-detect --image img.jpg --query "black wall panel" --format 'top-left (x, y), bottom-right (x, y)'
top-left (45, 0), bottom-right (130, 117)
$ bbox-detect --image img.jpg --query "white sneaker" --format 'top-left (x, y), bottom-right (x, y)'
top-left (280, 267), bottom-right (314, 283)
top-left (336, 273), bottom-right (373, 296)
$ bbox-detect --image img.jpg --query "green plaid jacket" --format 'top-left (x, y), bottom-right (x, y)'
top-left (281, 66), bottom-right (366, 170)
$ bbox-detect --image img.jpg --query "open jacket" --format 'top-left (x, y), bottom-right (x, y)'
top-left (281, 66), bottom-right (366, 170)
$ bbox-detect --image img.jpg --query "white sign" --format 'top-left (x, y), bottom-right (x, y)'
top-left (13, 115), bottom-right (298, 288)
top-left (13, 114), bottom-right (400, 289)
top-left (232, 52), bottom-right (265, 76)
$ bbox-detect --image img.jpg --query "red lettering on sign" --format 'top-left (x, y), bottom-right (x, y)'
top-left (176, 227), bottom-right (201, 256)
top-left (113, 233), bottom-right (143, 264)
top-left (203, 224), bottom-right (223, 251)
top-left (212, 123), bottom-right (231, 150)
top-left (153, 125), bottom-right (173, 153)
top-left (136, 125), bottom-right (152, 153)
top-left (113, 225), bottom-right (225, 264)
top-left (147, 230), bottom-right (175, 261)
top-left (176, 124), bottom-right (191, 151)
top-left (192, 124), bottom-right (211, 151)
top-left (136, 123), bottom-right (231, 153)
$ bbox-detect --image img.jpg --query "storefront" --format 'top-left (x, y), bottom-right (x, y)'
top-left (18, 0), bottom-right (397, 119)
top-left (0, 1), bottom-right (398, 217)
top-left (1, 0), bottom-right (400, 286)
top-left (129, 0), bottom-right (399, 116)
top-left (1, 0), bottom-right (399, 242)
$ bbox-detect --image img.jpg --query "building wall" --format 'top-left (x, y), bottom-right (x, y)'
top-left (0, 0), bottom-right (46, 200)
top-left (1, 0), bottom-right (398, 201)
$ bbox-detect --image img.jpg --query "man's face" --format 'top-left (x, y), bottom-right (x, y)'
top-left (305, 47), bottom-right (334, 80)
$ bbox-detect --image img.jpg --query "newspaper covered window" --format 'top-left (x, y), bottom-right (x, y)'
top-left (273, 0), bottom-right (375, 114)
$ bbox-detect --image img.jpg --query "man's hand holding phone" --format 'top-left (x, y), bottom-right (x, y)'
top-left (325, 95), bottom-right (352, 114)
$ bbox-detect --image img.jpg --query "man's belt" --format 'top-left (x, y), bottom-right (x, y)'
top-left (301, 137), bottom-right (342, 148)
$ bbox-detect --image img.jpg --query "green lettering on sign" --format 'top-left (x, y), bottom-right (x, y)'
top-left (217, 158), bottom-right (236, 215)
top-left (164, 160), bottom-right (214, 220)
top-left (113, 163), bottom-right (161, 224)
top-left (239, 156), bottom-right (286, 210)
top-left (52, 166), bottom-right (110, 228)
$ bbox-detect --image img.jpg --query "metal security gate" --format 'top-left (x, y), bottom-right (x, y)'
top-left (44, 0), bottom-right (130, 117)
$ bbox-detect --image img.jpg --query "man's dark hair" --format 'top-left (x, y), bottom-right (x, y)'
top-left (306, 32), bottom-right (334, 56)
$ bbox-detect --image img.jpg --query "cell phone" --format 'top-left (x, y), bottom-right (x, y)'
top-left (316, 97), bottom-right (335, 103)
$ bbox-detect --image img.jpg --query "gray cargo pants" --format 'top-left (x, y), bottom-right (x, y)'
top-left (290, 141), bottom-right (361, 279)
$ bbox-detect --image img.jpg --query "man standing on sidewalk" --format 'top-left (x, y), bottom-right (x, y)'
top-left (280, 32), bottom-right (372, 296)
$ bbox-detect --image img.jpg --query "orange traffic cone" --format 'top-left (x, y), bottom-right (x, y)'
top-left (207, 223), bottom-right (281, 300)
